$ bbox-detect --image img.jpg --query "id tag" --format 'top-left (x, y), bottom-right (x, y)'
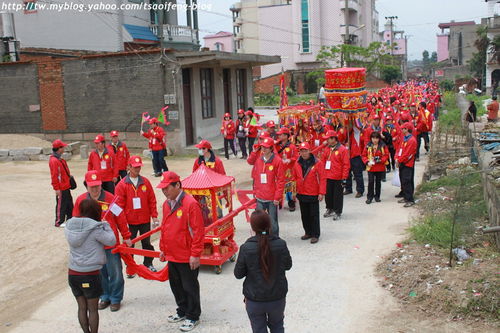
top-left (133, 197), bottom-right (141, 209)
top-left (100, 160), bottom-right (107, 169)
top-left (260, 173), bottom-right (268, 184)
top-left (315, 139), bottom-right (320, 146)
top-left (398, 148), bottom-right (403, 156)
top-left (325, 161), bottom-right (331, 170)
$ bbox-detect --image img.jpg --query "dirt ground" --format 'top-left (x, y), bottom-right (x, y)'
top-left (0, 135), bottom-right (52, 149)
top-left (0, 138), bottom-right (495, 333)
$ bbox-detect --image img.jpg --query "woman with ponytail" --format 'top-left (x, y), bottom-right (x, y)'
top-left (234, 210), bottom-right (292, 333)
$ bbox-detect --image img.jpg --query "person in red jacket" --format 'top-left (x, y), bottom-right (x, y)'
top-left (362, 132), bottom-right (390, 204)
top-left (245, 110), bottom-right (259, 155)
top-left (383, 116), bottom-right (400, 173)
top-left (73, 170), bottom-right (132, 312)
top-left (157, 171), bottom-right (205, 331)
top-left (266, 120), bottom-right (278, 139)
top-left (292, 142), bottom-right (326, 243)
top-left (396, 122), bottom-right (417, 207)
top-left (309, 118), bottom-right (329, 152)
top-left (235, 109), bottom-right (248, 159)
top-left (416, 101), bottom-right (432, 160)
top-left (108, 130), bottom-right (130, 181)
top-left (192, 140), bottom-right (226, 175)
top-left (141, 118), bottom-right (168, 177)
top-left (88, 135), bottom-right (118, 194)
top-left (276, 127), bottom-right (298, 211)
top-left (49, 139), bottom-right (74, 227)
top-left (115, 156), bottom-right (159, 278)
top-left (248, 137), bottom-right (286, 236)
top-left (221, 113), bottom-right (237, 159)
top-left (321, 130), bottom-right (350, 221)
top-left (343, 122), bottom-right (365, 198)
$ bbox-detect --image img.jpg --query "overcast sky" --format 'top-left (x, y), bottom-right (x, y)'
top-left (193, 0), bottom-right (491, 60)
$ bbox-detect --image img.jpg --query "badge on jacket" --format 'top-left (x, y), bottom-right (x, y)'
top-left (105, 154), bottom-right (109, 160)
top-left (176, 210), bottom-right (183, 218)
top-left (141, 185), bottom-right (147, 192)
top-left (269, 165), bottom-right (274, 171)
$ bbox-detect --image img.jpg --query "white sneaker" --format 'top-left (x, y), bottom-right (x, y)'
top-left (179, 319), bottom-right (199, 332)
top-left (167, 313), bottom-right (185, 323)
top-left (58, 222), bottom-right (66, 228)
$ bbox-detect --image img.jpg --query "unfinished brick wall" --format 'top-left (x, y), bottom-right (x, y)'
top-left (37, 59), bottom-right (68, 131)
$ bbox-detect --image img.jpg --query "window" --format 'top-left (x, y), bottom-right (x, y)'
top-left (200, 69), bottom-right (215, 119)
top-left (236, 69), bottom-right (247, 110)
top-left (301, 0), bottom-right (310, 52)
top-left (215, 42), bottom-right (223, 51)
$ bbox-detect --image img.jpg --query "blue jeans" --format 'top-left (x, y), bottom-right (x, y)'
top-left (152, 149), bottom-right (168, 174)
top-left (100, 249), bottom-right (124, 304)
top-left (256, 200), bottom-right (279, 237)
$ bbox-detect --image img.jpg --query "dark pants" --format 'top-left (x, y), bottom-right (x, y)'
top-left (387, 146), bottom-right (396, 171)
top-left (152, 149), bottom-right (168, 175)
top-left (367, 171), bottom-right (384, 200)
top-left (246, 298), bottom-right (286, 333)
top-left (238, 137), bottom-right (248, 158)
top-left (325, 179), bottom-right (344, 215)
top-left (434, 106), bottom-right (439, 120)
top-left (248, 137), bottom-right (256, 155)
top-left (346, 156), bottom-right (365, 194)
top-left (399, 164), bottom-right (415, 202)
top-left (256, 200), bottom-right (279, 237)
top-left (297, 196), bottom-right (320, 238)
top-left (101, 181), bottom-right (115, 194)
top-left (168, 262), bottom-right (201, 321)
top-left (117, 170), bottom-right (127, 181)
top-left (128, 223), bottom-right (154, 267)
top-left (224, 138), bottom-right (237, 159)
top-left (416, 132), bottom-right (430, 158)
top-left (55, 189), bottom-right (73, 226)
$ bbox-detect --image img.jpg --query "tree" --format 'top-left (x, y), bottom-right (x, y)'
top-left (381, 65), bottom-right (402, 83)
top-left (468, 26), bottom-right (489, 81)
top-left (431, 51), bottom-right (438, 63)
top-left (422, 50), bottom-right (430, 66)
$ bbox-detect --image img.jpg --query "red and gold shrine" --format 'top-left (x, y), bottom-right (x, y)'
top-left (324, 67), bottom-right (367, 114)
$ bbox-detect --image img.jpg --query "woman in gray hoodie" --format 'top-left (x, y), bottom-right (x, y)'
top-left (65, 199), bottom-right (116, 333)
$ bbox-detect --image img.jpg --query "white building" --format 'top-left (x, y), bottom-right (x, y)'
top-left (230, 0), bottom-right (379, 78)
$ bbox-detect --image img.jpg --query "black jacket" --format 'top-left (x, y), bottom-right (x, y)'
top-left (234, 235), bottom-right (292, 302)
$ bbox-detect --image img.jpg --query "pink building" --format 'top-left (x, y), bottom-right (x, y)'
top-left (381, 20), bottom-right (407, 56)
top-left (437, 34), bottom-right (449, 62)
top-left (203, 31), bottom-right (234, 52)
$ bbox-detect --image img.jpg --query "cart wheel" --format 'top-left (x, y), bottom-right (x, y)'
top-left (230, 254), bottom-right (237, 262)
top-left (214, 265), bottom-right (222, 274)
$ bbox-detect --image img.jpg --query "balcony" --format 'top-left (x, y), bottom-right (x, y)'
top-left (230, 2), bottom-right (242, 11)
top-left (233, 17), bottom-right (243, 26)
top-left (339, 0), bottom-right (359, 13)
top-left (150, 24), bottom-right (199, 50)
top-left (234, 32), bottom-right (244, 40)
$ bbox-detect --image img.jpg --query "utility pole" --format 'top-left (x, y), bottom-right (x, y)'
top-left (341, 0), bottom-right (349, 67)
top-left (385, 16), bottom-right (398, 64)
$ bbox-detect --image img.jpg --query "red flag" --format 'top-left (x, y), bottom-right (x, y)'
top-left (279, 73), bottom-right (288, 109)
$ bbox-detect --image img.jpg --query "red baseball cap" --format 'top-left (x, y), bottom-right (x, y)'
top-left (299, 142), bottom-right (311, 150)
top-left (386, 116), bottom-right (394, 121)
top-left (128, 155), bottom-right (143, 167)
top-left (245, 110), bottom-right (253, 116)
top-left (260, 138), bottom-right (275, 148)
top-left (373, 115), bottom-right (381, 120)
top-left (110, 130), bottom-right (119, 137)
top-left (195, 140), bottom-right (212, 150)
top-left (266, 120), bottom-right (276, 128)
top-left (277, 127), bottom-right (290, 135)
top-left (224, 113), bottom-right (231, 118)
top-left (410, 102), bottom-right (416, 107)
top-left (237, 109), bottom-right (245, 114)
top-left (401, 122), bottom-right (414, 131)
top-left (149, 117), bottom-right (158, 124)
top-left (156, 171), bottom-right (181, 189)
top-left (325, 130), bottom-right (338, 139)
top-left (94, 134), bottom-right (105, 143)
top-left (52, 139), bottom-right (67, 149)
top-left (85, 170), bottom-right (102, 187)
top-left (259, 131), bottom-right (270, 139)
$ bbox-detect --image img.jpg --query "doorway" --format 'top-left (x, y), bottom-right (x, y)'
top-left (182, 68), bottom-right (194, 145)
top-left (223, 69), bottom-right (231, 116)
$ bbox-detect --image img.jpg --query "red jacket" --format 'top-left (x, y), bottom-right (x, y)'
top-left (73, 190), bottom-right (131, 249)
top-left (410, 112), bottom-right (426, 135)
top-left (346, 129), bottom-right (363, 159)
top-left (107, 141), bottom-right (130, 171)
top-left (114, 175), bottom-right (158, 225)
top-left (142, 126), bottom-right (166, 151)
top-left (49, 153), bottom-right (71, 191)
top-left (159, 192), bottom-right (205, 263)
top-left (88, 148), bottom-right (118, 182)
top-left (192, 153), bottom-right (226, 175)
top-left (221, 120), bottom-right (236, 139)
top-left (292, 156), bottom-right (327, 196)
top-left (320, 144), bottom-right (350, 180)
top-left (275, 141), bottom-right (298, 181)
top-left (309, 127), bottom-right (329, 149)
top-left (396, 134), bottom-right (417, 168)
top-left (245, 119), bottom-right (258, 138)
top-left (362, 125), bottom-right (383, 148)
top-left (362, 143), bottom-right (390, 172)
top-left (248, 153), bottom-right (286, 201)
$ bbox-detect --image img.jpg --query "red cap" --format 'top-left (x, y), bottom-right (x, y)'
top-left (386, 116), bottom-right (394, 121)
top-left (237, 109), bottom-right (245, 114)
top-left (299, 142), bottom-right (311, 150)
top-left (401, 122), bottom-right (414, 131)
top-left (373, 115), bottom-right (381, 120)
top-left (128, 155), bottom-right (143, 167)
top-left (245, 110), bottom-right (253, 116)
top-left (156, 171), bottom-right (181, 189)
top-left (85, 170), bottom-right (102, 187)
top-left (52, 139), bottom-right (67, 149)
top-left (266, 120), bottom-right (276, 128)
top-left (325, 130), bottom-right (338, 139)
top-left (94, 134), bottom-right (105, 143)
top-left (110, 130), bottom-right (119, 137)
top-left (224, 113), bottom-right (231, 118)
top-left (149, 117), bottom-right (158, 124)
top-left (386, 107), bottom-right (393, 113)
top-left (410, 102), bottom-right (416, 107)
top-left (260, 138), bottom-right (275, 148)
top-left (277, 127), bottom-right (290, 135)
top-left (259, 131), bottom-right (270, 139)
top-left (195, 140), bottom-right (212, 150)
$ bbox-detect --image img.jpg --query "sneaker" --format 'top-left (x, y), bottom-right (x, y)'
top-left (57, 222), bottom-right (66, 228)
top-left (323, 209), bottom-right (334, 218)
top-left (151, 172), bottom-right (157, 176)
top-left (167, 313), bottom-right (186, 323)
top-left (355, 192), bottom-right (363, 198)
top-left (395, 193), bottom-right (404, 198)
top-left (332, 213), bottom-right (341, 221)
top-left (301, 235), bottom-right (312, 240)
top-left (310, 237), bottom-right (319, 244)
top-left (366, 199), bottom-right (372, 204)
top-left (375, 198), bottom-right (381, 202)
top-left (404, 202), bottom-right (415, 208)
top-left (147, 265), bottom-right (157, 272)
top-left (127, 274), bottom-right (136, 279)
top-left (382, 178), bottom-right (387, 182)
top-left (397, 199), bottom-right (407, 204)
top-left (179, 319), bottom-right (199, 332)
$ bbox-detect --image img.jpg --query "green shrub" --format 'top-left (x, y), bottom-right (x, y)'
top-left (409, 214), bottom-right (463, 248)
top-left (440, 79), bottom-right (455, 91)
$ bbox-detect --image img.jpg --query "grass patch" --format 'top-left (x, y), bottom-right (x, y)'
top-left (254, 93), bottom-right (317, 107)
top-left (466, 94), bottom-right (490, 117)
top-left (439, 91), bottom-right (462, 129)
top-left (409, 213), bottom-right (462, 248)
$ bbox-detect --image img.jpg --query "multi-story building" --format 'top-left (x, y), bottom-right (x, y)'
top-left (230, 0), bottom-right (379, 78)
top-left (203, 31), bottom-right (234, 52)
top-left (436, 21), bottom-right (477, 66)
top-left (380, 19), bottom-right (407, 78)
top-left (7, 0), bottom-right (200, 52)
